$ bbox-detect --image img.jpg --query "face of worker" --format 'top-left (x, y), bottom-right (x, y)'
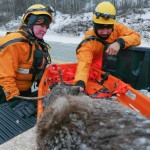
top-left (33, 25), bottom-right (48, 39)
top-left (96, 27), bottom-right (113, 40)
top-left (94, 23), bottom-right (114, 40)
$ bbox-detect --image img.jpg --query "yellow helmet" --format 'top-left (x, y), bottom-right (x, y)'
top-left (93, 2), bottom-right (116, 24)
top-left (22, 4), bottom-right (53, 24)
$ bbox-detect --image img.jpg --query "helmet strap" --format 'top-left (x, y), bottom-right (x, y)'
top-left (31, 28), bottom-right (36, 38)
top-left (26, 27), bottom-right (37, 39)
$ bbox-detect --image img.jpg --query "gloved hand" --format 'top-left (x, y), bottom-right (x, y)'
top-left (13, 101), bottom-right (36, 118)
top-left (0, 86), bottom-right (7, 104)
top-left (74, 80), bottom-right (85, 92)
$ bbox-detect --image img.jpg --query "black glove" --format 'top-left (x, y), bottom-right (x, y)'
top-left (75, 80), bottom-right (85, 91)
top-left (0, 86), bottom-right (7, 104)
top-left (13, 101), bottom-right (36, 118)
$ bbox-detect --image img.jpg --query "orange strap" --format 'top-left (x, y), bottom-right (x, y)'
top-left (85, 80), bottom-right (130, 99)
top-left (113, 81), bottom-right (130, 95)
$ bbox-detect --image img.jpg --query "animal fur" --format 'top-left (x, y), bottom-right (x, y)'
top-left (36, 84), bottom-right (150, 150)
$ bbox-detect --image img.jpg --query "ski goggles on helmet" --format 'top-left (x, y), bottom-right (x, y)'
top-left (93, 11), bottom-right (116, 20)
top-left (35, 15), bottom-right (51, 28)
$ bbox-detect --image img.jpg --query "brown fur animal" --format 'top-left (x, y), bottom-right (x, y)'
top-left (36, 84), bottom-right (150, 150)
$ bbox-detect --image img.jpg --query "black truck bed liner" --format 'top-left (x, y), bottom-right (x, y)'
top-left (0, 103), bottom-right (36, 144)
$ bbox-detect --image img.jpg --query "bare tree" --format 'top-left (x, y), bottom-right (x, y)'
top-left (1, 0), bottom-right (150, 24)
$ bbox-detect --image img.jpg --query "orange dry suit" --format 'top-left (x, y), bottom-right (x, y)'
top-left (74, 22), bottom-right (141, 87)
top-left (0, 28), bottom-right (51, 101)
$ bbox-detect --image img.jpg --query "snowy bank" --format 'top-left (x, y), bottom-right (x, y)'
top-left (0, 30), bottom-right (150, 47)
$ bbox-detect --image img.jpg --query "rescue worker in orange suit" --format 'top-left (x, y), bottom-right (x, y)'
top-left (0, 4), bottom-right (53, 117)
top-left (74, 1), bottom-right (141, 91)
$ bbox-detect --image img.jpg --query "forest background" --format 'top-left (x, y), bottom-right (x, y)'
top-left (0, 0), bottom-right (149, 24)
top-left (0, 0), bottom-right (150, 42)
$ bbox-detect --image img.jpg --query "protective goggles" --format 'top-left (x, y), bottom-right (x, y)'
top-left (26, 5), bottom-right (54, 14)
top-left (94, 11), bottom-right (116, 20)
top-left (35, 15), bottom-right (51, 28)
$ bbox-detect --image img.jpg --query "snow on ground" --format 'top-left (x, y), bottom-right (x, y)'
top-left (1, 9), bottom-right (150, 46)
top-left (0, 29), bottom-right (150, 47)
top-left (44, 32), bottom-right (83, 44)
top-left (0, 127), bottom-right (36, 150)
